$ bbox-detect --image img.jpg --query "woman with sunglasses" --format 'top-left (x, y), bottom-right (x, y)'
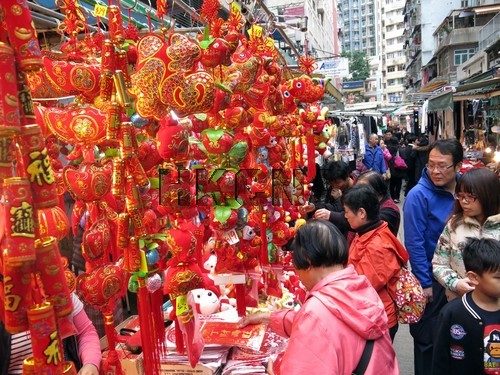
top-left (432, 167), bottom-right (500, 301)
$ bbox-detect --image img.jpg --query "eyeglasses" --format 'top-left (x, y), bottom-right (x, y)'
top-left (454, 193), bottom-right (477, 204)
top-left (426, 163), bottom-right (455, 173)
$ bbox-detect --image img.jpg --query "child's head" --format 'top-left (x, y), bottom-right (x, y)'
top-left (463, 238), bottom-right (500, 299)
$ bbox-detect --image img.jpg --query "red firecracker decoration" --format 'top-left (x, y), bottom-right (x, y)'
top-left (298, 55), bottom-right (317, 76)
top-left (200, 0), bottom-right (220, 23)
top-left (157, 0), bottom-right (167, 19)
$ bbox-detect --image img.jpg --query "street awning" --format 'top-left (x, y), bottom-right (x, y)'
top-left (393, 105), bottom-right (415, 115)
top-left (428, 92), bottom-right (453, 112)
top-left (324, 81), bottom-right (343, 102)
top-left (420, 79), bottom-right (448, 93)
top-left (454, 83), bottom-right (500, 101)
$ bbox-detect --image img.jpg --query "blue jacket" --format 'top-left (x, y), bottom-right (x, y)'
top-left (363, 145), bottom-right (387, 174)
top-left (403, 169), bottom-right (455, 288)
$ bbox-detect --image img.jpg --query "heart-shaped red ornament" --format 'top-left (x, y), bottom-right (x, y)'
top-left (63, 162), bottom-right (112, 202)
top-left (76, 264), bottom-right (127, 311)
top-left (37, 104), bottom-right (107, 145)
top-left (82, 218), bottom-right (111, 262)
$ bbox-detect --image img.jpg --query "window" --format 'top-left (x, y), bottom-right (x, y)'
top-left (397, 36), bottom-right (405, 43)
top-left (454, 48), bottom-right (476, 66)
top-left (388, 79), bottom-right (395, 86)
top-left (386, 25), bottom-right (394, 32)
top-left (388, 66), bottom-right (395, 72)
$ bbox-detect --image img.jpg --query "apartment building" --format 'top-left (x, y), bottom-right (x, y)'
top-left (265, 0), bottom-right (338, 61)
top-left (403, 0), bottom-right (462, 94)
top-left (381, 0), bottom-right (407, 104)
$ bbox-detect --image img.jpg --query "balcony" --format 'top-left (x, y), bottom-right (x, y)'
top-left (479, 13), bottom-right (500, 52)
top-left (436, 27), bottom-right (481, 53)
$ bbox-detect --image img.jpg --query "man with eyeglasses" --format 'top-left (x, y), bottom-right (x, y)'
top-left (403, 138), bottom-right (463, 375)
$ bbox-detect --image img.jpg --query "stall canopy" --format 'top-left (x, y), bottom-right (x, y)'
top-left (428, 92), bottom-right (453, 112)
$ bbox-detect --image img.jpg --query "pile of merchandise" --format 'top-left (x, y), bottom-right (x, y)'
top-left (0, 0), bottom-right (337, 373)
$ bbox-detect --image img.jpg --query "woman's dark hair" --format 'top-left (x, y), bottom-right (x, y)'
top-left (405, 133), bottom-right (417, 145)
top-left (322, 160), bottom-right (351, 183)
top-left (342, 184), bottom-right (380, 222)
top-left (417, 135), bottom-right (429, 146)
top-left (356, 170), bottom-right (389, 200)
top-left (429, 138), bottom-right (463, 165)
top-left (463, 238), bottom-right (500, 275)
top-left (290, 220), bottom-right (348, 270)
top-left (450, 168), bottom-right (500, 230)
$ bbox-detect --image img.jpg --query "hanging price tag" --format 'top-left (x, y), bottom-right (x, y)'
top-left (248, 24), bottom-right (263, 39)
top-left (93, 3), bottom-right (108, 18)
top-left (176, 295), bottom-right (189, 316)
top-left (230, 1), bottom-right (242, 13)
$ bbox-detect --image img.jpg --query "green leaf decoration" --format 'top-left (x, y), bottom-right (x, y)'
top-left (214, 205), bottom-right (232, 224)
top-left (226, 198), bottom-right (242, 209)
top-left (194, 113), bottom-right (207, 121)
top-left (138, 238), bottom-right (145, 249)
top-left (149, 177), bottom-right (160, 189)
top-left (147, 242), bottom-right (159, 250)
top-left (199, 37), bottom-right (215, 50)
top-left (215, 82), bottom-right (233, 93)
top-left (202, 128), bottom-right (224, 143)
top-left (152, 234), bottom-right (168, 241)
top-left (228, 141), bottom-right (248, 163)
top-left (210, 169), bottom-right (225, 182)
top-left (104, 148), bottom-right (119, 157)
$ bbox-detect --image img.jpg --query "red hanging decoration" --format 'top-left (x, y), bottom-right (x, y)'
top-left (200, 0), bottom-right (220, 23)
top-left (156, 0), bottom-right (167, 19)
top-left (298, 55), bottom-right (317, 76)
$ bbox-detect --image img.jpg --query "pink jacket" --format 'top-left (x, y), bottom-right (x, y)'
top-left (270, 265), bottom-right (399, 375)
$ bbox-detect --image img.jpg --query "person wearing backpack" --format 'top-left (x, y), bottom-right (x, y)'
top-left (343, 185), bottom-right (410, 341)
top-left (238, 220), bottom-right (399, 375)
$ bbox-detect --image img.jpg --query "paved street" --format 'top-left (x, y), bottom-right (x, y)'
top-left (394, 198), bottom-right (414, 375)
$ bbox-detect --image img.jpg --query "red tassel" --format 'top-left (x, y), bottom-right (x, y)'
top-left (290, 139), bottom-right (297, 170)
top-left (260, 213), bottom-right (268, 266)
top-left (137, 280), bottom-right (160, 375)
top-left (102, 310), bottom-right (123, 375)
top-left (234, 284), bottom-right (246, 317)
top-left (151, 288), bottom-right (166, 357)
top-left (306, 132), bottom-right (316, 183)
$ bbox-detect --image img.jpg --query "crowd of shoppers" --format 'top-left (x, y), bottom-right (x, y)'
top-left (242, 131), bottom-right (499, 375)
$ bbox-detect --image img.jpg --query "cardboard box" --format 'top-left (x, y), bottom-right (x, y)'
top-left (101, 346), bottom-right (143, 375)
top-left (159, 362), bottom-right (218, 375)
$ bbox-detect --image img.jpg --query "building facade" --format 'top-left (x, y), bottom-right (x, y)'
top-left (403, 0), bottom-right (462, 95)
top-left (341, 0), bottom-right (381, 57)
top-left (265, 0), bottom-right (339, 61)
top-left (381, 0), bottom-right (407, 104)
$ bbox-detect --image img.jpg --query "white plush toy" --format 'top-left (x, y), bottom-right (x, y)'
top-left (191, 288), bottom-right (221, 315)
top-left (190, 288), bottom-right (237, 315)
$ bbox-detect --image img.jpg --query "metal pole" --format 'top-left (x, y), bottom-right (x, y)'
top-left (254, 0), bottom-right (301, 58)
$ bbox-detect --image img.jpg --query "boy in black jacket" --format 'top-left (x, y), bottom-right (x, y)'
top-left (432, 238), bottom-right (500, 375)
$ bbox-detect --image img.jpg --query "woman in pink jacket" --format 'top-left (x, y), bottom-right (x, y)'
top-left (239, 220), bottom-right (398, 375)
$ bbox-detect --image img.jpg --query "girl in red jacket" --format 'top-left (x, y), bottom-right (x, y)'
top-left (343, 184), bottom-right (409, 341)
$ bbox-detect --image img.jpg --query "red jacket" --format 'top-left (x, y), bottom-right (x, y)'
top-left (348, 221), bottom-right (409, 328)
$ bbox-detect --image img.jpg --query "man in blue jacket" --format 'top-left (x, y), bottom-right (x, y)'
top-left (403, 138), bottom-right (463, 375)
top-left (363, 134), bottom-right (387, 174)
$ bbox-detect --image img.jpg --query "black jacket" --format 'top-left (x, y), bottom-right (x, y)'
top-left (432, 293), bottom-right (500, 375)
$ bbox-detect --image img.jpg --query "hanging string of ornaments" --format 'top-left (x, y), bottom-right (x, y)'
top-left (0, 0), bottom-right (336, 374)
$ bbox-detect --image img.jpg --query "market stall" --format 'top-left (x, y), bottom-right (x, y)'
top-left (0, 0), bottom-right (344, 374)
